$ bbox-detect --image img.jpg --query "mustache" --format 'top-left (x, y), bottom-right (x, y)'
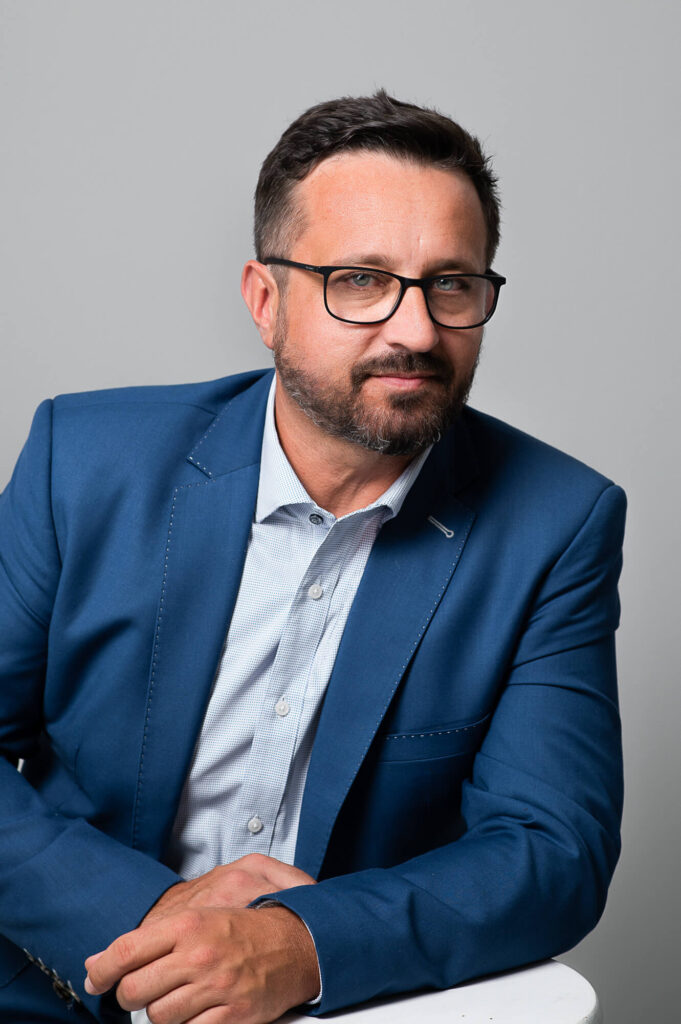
top-left (350, 351), bottom-right (453, 387)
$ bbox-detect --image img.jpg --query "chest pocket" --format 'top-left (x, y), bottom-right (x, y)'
top-left (375, 712), bottom-right (491, 763)
top-left (321, 712), bottom-right (492, 877)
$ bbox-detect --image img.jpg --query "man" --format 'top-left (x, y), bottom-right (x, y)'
top-left (0, 91), bottom-right (625, 1023)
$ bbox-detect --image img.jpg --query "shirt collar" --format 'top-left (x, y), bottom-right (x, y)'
top-left (255, 377), bottom-right (432, 524)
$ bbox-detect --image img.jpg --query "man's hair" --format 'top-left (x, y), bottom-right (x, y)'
top-left (254, 89), bottom-right (501, 269)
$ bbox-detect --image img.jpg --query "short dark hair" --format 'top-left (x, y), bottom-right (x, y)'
top-left (254, 89), bottom-right (501, 268)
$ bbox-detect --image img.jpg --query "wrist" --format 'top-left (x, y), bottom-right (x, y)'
top-left (256, 904), bottom-right (321, 1004)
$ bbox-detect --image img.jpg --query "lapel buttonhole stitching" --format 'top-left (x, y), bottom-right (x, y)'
top-left (427, 515), bottom-right (455, 539)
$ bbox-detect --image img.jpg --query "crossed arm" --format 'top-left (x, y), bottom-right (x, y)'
top-left (0, 403), bottom-right (626, 1022)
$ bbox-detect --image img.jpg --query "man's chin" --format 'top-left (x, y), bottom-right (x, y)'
top-left (347, 401), bottom-right (462, 456)
top-left (273, 342), bottom-right (472, 455)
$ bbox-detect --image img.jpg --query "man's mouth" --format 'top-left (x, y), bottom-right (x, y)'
top-left (367, 372), bottom-right (440, 389)
top-left (351, 354), bottom-right (451, 393)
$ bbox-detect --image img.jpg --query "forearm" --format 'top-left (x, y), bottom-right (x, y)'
top-left (0, 760), bottom-right (181, 1012)
top-left (269, 808), bottom-right (616, 1014)
top-left (269, 633), bottom-right (623, 1015)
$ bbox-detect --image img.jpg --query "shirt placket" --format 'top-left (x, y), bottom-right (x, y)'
top-left (225, 519), bottom-right (345, 861)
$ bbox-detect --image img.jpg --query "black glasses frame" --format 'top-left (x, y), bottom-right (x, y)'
top-left (263, 257), bottom-right (506, 329)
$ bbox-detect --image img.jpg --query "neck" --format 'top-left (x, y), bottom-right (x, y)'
top-left (273, 380), bottom-right (415, 518)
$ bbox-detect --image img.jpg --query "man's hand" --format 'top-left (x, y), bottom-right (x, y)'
top-left (84, 854), bottom-right (319, 1022)
top-left (141, 853), bottom-right (316, 924)
top-left (84, 904), bottom-right (320, 1023)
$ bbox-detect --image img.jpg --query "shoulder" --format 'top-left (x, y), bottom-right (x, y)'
top-left (458, 406), bottom-right (626, 542)
top-left (463, 406), bottom-right (620, 493)
top-left (11, 370), bottom-right (272, 510)
top-left (51, 369), bottom-right (271, 420)
top-left (45, 369), bottom-right (271, 452)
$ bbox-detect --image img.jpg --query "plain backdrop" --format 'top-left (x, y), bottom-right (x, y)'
top-left (1, 2), bottom-right (679, 1020)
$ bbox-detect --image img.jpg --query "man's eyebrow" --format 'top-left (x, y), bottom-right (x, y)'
top-left (334, 252), bottom-right (394, 268)
top-left (334, 253), bottom-right (481, 274)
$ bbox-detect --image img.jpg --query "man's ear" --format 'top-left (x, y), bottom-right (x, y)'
top-left (241, 260), bottom-right (280, 350)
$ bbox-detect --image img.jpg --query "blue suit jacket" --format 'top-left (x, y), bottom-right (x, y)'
top-left (0, 369), bottom-right (625, 1019)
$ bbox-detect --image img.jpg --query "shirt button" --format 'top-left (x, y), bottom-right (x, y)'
top-left (308, 583), bottom-right (323, 600)
top-left (275, 698), bottom-right (290, 717)
top-left (247, 816), bottom-right (263, 835)
top-left (309, 512), bottom-right (324, 526)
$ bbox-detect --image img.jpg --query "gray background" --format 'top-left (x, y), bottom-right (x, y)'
top-left (1, 2), bottom-right (679, 1020)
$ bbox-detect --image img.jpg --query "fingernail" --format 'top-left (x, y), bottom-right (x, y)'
top-left (84, 975), bottom-right (98, 995)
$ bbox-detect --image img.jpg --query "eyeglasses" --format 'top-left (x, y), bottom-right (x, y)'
top-left (263, 257), bottom-right (506, 329)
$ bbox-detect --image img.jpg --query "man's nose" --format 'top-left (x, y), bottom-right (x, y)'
top-left (379, 284), bottom-right (441, 351)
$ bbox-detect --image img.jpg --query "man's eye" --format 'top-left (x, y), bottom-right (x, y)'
top-left (331, 270), bottom-right (390, 292)
top-left (348, 272), bottom-right (377, 288)
top-left (433, 276), bottom-right (465, 292)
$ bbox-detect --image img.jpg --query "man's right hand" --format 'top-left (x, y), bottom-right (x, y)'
top-left (140, 853), bottom-right (316, 925)
top-left (84, 856), bottom-right (320, 1019)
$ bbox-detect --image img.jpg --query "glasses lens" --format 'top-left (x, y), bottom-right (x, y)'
top-left (326, 269), bottom-right (401, 322)
top-left (426, 276), bottom-right (496, 328)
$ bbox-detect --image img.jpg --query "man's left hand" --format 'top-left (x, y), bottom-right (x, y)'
top-left (84, 904), bottom-right (320, 1023)
top-left (141, 853), bottom-right (316, 924)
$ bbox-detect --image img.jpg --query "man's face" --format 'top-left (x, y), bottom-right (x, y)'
top-left (271, 152), bottom-right (489, 456)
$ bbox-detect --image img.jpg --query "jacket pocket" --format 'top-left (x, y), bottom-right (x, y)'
top-left (376, 712), bottom-right (491, 762)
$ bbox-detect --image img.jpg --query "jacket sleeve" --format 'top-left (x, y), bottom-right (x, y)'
top-left (267, 482), bottom-right (626, 1014)
top-left (0, 401), bottom-right (181, 1010)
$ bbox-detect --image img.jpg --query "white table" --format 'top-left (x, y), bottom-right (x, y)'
top-left (279, 960), bottom-right (601, 1023)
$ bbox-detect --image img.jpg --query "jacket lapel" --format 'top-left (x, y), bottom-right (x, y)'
top-left (295, 420), bottom-right (478, 877)
top-left (131, 373), bottom-right (272, 859)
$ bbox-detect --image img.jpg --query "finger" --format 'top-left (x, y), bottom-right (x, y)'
top-left (85, 922), bottom-right (176, 995)
top-left (114, 953), bottom-right (190, 1012)
top-left (145, 982), bottom-right (224, 1024)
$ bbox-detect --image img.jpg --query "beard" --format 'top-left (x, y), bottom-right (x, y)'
top-left (272, 322), bottom-right (478, 457)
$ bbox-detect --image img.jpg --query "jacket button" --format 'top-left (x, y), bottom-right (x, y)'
top-left (52, 977), bottom-right (81, 1003)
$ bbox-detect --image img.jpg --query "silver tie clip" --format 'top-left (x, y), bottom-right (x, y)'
top-left (427, 515), bottom-right (454, 539)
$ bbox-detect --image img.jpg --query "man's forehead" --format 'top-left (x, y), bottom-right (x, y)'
top-left (292, 150), bottom-right (488, 267)
top-left (300, 150), bottom-right (473, 202)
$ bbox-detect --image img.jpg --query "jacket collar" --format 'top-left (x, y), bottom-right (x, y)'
top-left (186, 369), bottom-right (274, 479)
